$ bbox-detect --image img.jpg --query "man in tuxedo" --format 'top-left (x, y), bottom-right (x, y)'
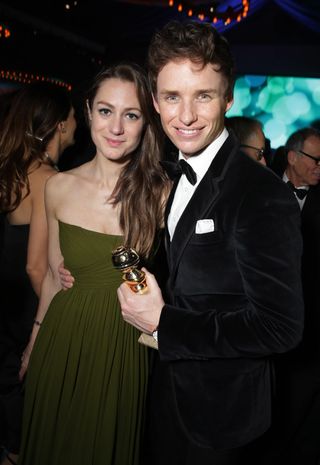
top-left (265, 127), bottom-right (320, 464)
top-left (117, 20), bottom-right (304, 465)
top-left (282, 127), bottom-right (320, 209)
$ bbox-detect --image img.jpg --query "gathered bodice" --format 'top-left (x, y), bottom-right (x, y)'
top-left (59, 221), bottom-right (123, 290)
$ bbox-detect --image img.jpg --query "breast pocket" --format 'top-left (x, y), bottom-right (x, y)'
top-left (176, 232), bottom-right (240, 294)
top-left (189, 229), bottom-right (224, 245)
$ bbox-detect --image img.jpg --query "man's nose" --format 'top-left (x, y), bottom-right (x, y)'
top-left (179, 101), bottom-right (197, 126)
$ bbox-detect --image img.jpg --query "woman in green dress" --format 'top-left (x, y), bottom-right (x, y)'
top-left (18, 63), bottom-right (170, 465)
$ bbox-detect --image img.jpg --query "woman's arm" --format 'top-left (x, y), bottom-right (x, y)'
top-left (20, 175), bottom-right (64, 379)
top-left (26, 167), bottom-right (57, 296)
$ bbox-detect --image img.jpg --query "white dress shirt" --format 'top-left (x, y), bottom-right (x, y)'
top-left (168, 128), bottom-right (229, 240)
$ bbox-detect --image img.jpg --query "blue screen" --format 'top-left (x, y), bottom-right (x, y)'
top-left (227, 75), bottom-right (320, 148)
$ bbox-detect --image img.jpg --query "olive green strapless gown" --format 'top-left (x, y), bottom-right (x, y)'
top-left (19, 221), bottom-right (148, 465)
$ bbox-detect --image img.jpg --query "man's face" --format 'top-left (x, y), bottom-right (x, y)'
top-left (288, 135), bottom-right (320, 187)
top-left (153, 59), bottom-right (233, 159)
top-left (241, 127), bottom-right (266, 166)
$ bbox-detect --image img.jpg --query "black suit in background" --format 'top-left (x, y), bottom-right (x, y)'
top-left (143, 133), bottom-right (304, 465)
top-left (262, 182), bottom-right (320, 465)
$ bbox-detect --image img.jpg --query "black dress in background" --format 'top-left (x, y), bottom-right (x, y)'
top-left (0, 214), bottom-right (38, 454)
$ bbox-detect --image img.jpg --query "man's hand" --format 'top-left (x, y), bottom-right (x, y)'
top-left (58, 261), bottom-right (74, 290)
top-left (117, 268), bottom-right (164, 334)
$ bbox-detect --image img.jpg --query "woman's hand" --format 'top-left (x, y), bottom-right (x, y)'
top-left (19, 321), bottom-right (42, 381)
top-left (19, 339), bottom-right (35, 381)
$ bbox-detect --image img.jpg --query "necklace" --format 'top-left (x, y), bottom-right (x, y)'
top-left (45, 152), bottom-right (59, 172)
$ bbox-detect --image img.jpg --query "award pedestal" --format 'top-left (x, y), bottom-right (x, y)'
top-left (138, 333), bottom-right (158, 350)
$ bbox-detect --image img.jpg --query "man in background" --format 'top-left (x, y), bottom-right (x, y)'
top-left (225, 116), bottom-right (267, 165)
top-left (266, 127), bottom-right (320, 465)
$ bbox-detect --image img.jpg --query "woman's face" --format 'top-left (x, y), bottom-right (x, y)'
top-left (60, 106), bottom-right (77, 151)
top-left (89, 78), bottom-right (145, 162)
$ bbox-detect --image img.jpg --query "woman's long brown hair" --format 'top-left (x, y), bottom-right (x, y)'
top-left (0, 83), bottom-right (72, 212)
top-left (86, 63), bottom-right (169, 259)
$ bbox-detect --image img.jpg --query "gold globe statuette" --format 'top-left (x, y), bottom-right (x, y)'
top-left (111, 246), bottom-right (158, 349)
top-left (111, 246), bottom-right (147, 293)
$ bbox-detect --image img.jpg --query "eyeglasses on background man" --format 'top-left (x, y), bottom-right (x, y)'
top-left (240, 144), bottom-right (265, 161)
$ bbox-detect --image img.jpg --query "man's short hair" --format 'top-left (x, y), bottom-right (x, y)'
top-left (226, 116), bottom-right (263, 145)
top-left (148, 20), bottom-right (235, 101)
top-left (285, 127), bottom-right (320, 153)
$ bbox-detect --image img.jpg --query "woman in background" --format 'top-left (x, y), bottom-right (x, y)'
top-left (0, 82), bottom-right (76, 465)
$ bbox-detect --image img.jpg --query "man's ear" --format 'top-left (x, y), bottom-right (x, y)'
top-left (287, 150), bottom-right (297, 166)
top-left (152, 94), bottom-right (160, 114)
top-left (86, 99), bottom-right (92, 120)
top-left (225, 96), bottom-right (234, 113)
top-left (225, 93), bottom-right (233, 113)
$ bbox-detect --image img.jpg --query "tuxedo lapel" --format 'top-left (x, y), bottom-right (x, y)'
top-left (301, 187), bottom-right (316, 217)
top-left (169, 172), bottom-right (219, 278)
top-left (167, 134), bottom-right (238, 281)
top-left (164, 179), bottom-right (179, 256)
top-left (301, 185), bottom-right (320, 229)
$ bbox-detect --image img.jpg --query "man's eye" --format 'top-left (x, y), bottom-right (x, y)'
top-left (166, 95), bottom-right (178, 102)
top-left (198, 94), bottom-right (211, 101)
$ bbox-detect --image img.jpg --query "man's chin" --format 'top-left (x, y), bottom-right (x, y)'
top-left (180, 144), bottom-right (211, 159)
top-left (310, 177), bottom-right (320, 185)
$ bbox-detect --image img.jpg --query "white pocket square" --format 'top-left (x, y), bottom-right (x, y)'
top-left (195, 219), bottom-right (215, 234)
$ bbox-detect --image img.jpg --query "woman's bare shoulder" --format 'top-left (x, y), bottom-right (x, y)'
top-left (27, 164), bottom-right (58, 198)
top-left (29, 163), bottom-right (56, 181)
top-left (45, 170), bottom-right (76, 192)
top-left (46, 162), bottom-right (91, 195)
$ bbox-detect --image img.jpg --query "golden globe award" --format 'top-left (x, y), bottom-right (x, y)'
top-left (111, 246), bottom-right (147, 293)
top-left (112, 246), bottom-right (158, 349)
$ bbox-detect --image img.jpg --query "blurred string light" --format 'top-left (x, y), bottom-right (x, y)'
top-left (0, 70), bottom-right (72, 91)
top-left (64, 1), bottom-right (78, 11)
top-left (0, 22), bottom-right (11, 39)
top-left (168, 0), bottom-right (249, 25)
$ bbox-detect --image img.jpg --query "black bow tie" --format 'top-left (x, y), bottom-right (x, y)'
top-left (287, 181), bottom-right (308, 200)
top-left (160, 159), bottom-right (197, 185)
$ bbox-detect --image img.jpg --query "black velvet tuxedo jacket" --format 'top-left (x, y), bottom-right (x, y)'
top-left (156, 132), bottom-right (304, 450)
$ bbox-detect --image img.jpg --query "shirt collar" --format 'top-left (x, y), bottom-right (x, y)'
top-left (178, 128), bottom-right (229, 183)
top-left (283, 172), bottom-right (310, 191)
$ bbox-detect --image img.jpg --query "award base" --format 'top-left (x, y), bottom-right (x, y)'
top-left (138, 332), bottom-right (158, 350)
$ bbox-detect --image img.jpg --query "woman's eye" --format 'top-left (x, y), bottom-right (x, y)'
top-left (126, 112), bottom-right (140, 120)
top-left (98, 108), bottom-right (111, 116)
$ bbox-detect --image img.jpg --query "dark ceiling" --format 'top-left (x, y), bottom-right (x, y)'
top-left (1, 0), bottom-right (320, 91)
